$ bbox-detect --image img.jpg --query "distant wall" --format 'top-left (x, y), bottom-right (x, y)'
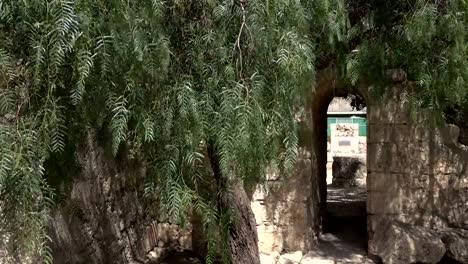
top-left (327, 116), bottom-right (367, 137)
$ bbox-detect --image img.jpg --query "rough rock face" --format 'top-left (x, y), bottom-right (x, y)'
top-left (277, 251), bottom-right (303, 264)
top-left (372, 221), bottom-right (446, 264)
top-left (372, 220), bottom-right (468, 264)
top-left (331, 157), bottom-right (366, 187)
top-left (260, 253), bottom-right (278, 264)
top-left (251, 158), bottom-right (315, 255)
top-left (367, 99), bottom-right (468, 254)
top-left (440, 229), bottom-right (468, 263)
top-left (49, 133), bottom-right (192, 264)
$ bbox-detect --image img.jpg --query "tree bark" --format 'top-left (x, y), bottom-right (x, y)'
top-left (224, 181), bottom-right (261, 264)
top-left (207, 143), bottom-right (260, 264)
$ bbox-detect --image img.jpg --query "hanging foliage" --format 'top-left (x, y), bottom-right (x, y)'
top-left (0, 0), bottom-right (467, 263)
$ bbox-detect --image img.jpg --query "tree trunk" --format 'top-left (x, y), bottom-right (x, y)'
top-left (207, 143), bottom-right (260, 264)
top-left (224, 181), bottom-right (261, 264)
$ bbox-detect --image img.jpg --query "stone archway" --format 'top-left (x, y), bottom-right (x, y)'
top-left (321, 97), bottom-right (368, 259)
top-left (251, 67), bottom-right (372, 262)
top-left (252, 68), bottom-right (468, 264)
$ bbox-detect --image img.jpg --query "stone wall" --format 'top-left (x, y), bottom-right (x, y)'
top-left (251, 103), bottom-right (321, 257)
top-left (330, 123), bottom-right (361, 156)
top-left (252, 161), bottom-right (312, 255)
top-left (366, 99), bottom-right (468, 259)
top-left (49, 132), bottom-right (193, 264)
top-left (252, 70), bottom-right (337, 258)
top-left (252, 74), bottom-right (468, 263)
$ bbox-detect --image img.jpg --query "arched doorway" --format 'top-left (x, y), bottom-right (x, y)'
top-left (319, 96), bottom-right (369, 260)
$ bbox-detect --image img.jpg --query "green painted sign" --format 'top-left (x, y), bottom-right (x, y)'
top-left (327, 116), bottom-right (367, 136)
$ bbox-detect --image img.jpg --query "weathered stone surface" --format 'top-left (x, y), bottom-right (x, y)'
top-left (252, 158), bottom-right (315, 255)
top-left (278, 251), bottom-right (303, 264)
top-left (260, 253), bottom-right (278, 264)
top-left (372, 221), bottom-right (445, 264)
top-left (257, 224), bottom-right (283, 253)
top-left (253, 82), bottom-right (468, 263)
top-left (366, 98), bottom-right (468, 254)
top-left (440, 230), bottom-right (468, 264)
top-left (300, 255), bottom-right (333, 264)
top-left (49, 132), bottom-right (191, 264)
top-left (252, 201), bottom-right (270, 224)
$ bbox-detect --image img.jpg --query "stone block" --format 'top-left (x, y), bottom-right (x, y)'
top-left (156, 223), bottom-right (170, 244)
top-left (368, 124), bottom-right (410, 143)
top-left (441, 232), bottom-right (468, 263)
top-left (433, 156), bottom-right (464, 175)
top-left (367, 100), bottom-right (410, 124)
top-left (252, 201), bottom-right (270, 225)
top-left (371, 220), bottom-right (445, 264)
top-left (437, 124), bottom-right (462, 145)
top-left (178, 230), bottom-right (192, 250)
top-left (282, 224), bottom-right (310, 252)
top-left (278, 251), bottom-right (303, 264)
top-left (369, 187), bottom-right (441, 217)
top-left (367, 191), bottom-right (402, 215)
top-left (367, 172), bottom-right (400, 192)
top-left (260, 253), bottom-right (278, 264)
top-left (367, 142), bottom-right (429, 174)
top-left (368, 123), bottom-right (431, 144)
top-left (257, 224), bottom-right (283, 254)
top-left (301, 252), bottom-right (334, 264)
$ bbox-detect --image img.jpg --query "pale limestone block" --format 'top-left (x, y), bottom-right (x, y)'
top-left (260, 253), bottom-right (277, 264)
top-left (252, 186), bottom-right (267, 201)
top-left (252, 201), bottom-right (270, 225)
top-left (278, 251), bottom-right (303, 264)
top-left (257, 224), bottom-right (283, 253)
top-left (372, 221), bottom-right (445, 264)
top-left (301, 252), bottom-right (334, 264)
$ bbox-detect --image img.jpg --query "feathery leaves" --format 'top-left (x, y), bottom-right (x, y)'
top-left (0, 0), bottom-right (467, 263)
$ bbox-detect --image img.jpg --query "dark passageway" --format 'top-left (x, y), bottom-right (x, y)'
top-left (324, 186), bottom-right (368, 252)
top-left (307, 96), bottom-right (373, 262)
top-left (312, 183), bottom-right (370, 262)
top-left (323, 96), bottom-right (368, 253)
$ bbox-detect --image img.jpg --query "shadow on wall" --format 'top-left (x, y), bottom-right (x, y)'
top-left (252, 154), bottom-right (315, 254)
top-left (49, 131), bottom-right (193, 264)
top-left (368, 119), bottom-right (468, 232)
top-left (367, 98), bottom-right (468, 262)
